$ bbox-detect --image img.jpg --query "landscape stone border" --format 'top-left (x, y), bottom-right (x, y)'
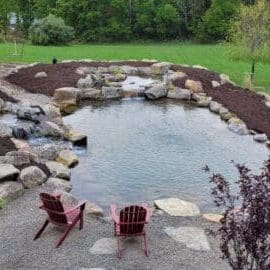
top-left (0, 60), bottom-right (269, 213)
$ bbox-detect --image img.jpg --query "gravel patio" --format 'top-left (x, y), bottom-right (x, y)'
top-left (0, 185), bottom-right (230, 270)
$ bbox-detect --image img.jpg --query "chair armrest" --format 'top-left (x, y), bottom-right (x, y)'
top-left (141, 203), bottom-right (152, 223)
top-left (64, 200), bottom-right (87, 215)
top-left (53, 192), bottom-right (62, 199)
top-left (110, 204), bottom-right (120, 224)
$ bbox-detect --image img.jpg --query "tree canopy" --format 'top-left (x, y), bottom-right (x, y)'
top-left (1, 0), bottom-right (269, 42)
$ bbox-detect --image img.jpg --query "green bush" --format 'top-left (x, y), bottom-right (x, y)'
top-left (194, 0), bottom-right (239, 42)
top-left (29, 14), bottom-right (74, 45)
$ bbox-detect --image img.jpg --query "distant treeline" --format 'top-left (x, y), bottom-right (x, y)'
top-left (0, 0), bottom-right (267, 42)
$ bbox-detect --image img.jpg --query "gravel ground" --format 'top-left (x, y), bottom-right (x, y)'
top-left (0, 185), bottom-right (230, 270)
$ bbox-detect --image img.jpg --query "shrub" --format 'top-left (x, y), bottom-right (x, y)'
top-left (209, 158), bottom-right (270, 270)
top-left (29, 14), bottom-right (74, 45)
top-left (194, 0), bottom-right (239, 42)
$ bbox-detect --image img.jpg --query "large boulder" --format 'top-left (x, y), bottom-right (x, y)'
top-left (5, 151), bottom-right (32, 166)
top-left (209, 101), bottom-right (222, 113)
top-left (46, 177), bottom-right (72, 192)
top-left (38, 121), bottom-right (64, 138)
top-left (151, 62), bottom-right (171, 75)
top-left (120, 65), bottom-right (138, 75)
top-left (211, 80), bottom-right (221, 88)
top-left (101, 86), bottom-right (123, 99)
top-left (34, 143), bottom-right (64, 161)
top-left (228, 117), bottom-right (249, 135)
top-left (16, 106), bottom-right (45, 124)
top-left (65, 129), bottom-right (87, 146)
top-left (19, 166), bottom-right (47, 188)
top-left (0, 123), bottom-right (12, 138)
top-left (76, 66), bottom-right (97, 75)
top-left (0, 164), bottom-right (20, 182)
top-left (253, 133), bottom-right (268, 143)
top-left (53, 87), bottom-right (80, 114)
top-left (43, 103), bottom-right (61, 120)
top-left (137, 66), bottom-right (152, 76)
top-left (59, 191), bottom-right (104, 217)
top-left (10, 138), bottom-right (32, 152)
top-left (220, 73), bottom-right (235, 85)
top-left (145, 84), bottom-right (167, 100)
top-left (167, 88), bottom-right (191, 100)
top-left (79, 88), bottom-right (102, 100)
top-left (192, 94), bottom-right (212, 107)
top-left (77, 75), bottom-right (95, 89)
top-left (56, 149), bottom-right (79, 168)
top-left (45, 161), bottom-right (71, 180)
top-left (34, 71), bottom-right (47, 78)
top-left (219, 107), bottom-right (234, 121)
top-left (0, 181), bottom-right (24, 202)
top-left (167, 71), bottom-right (187, 82)
top-left (185, 79), bottom-right (203, 93)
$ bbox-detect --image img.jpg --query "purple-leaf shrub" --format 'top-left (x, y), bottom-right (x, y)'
top-left (210, 159), bottom-right (270, 270)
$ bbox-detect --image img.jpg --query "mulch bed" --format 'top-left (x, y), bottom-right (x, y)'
top-left (171, 65), bottom-right (270, 138)
top-left (0, 137), bottom-right (17, 156)
top-left (5, 61), bottom-right (154, 97)
top-left (4, 61), bottom-right (270, 138)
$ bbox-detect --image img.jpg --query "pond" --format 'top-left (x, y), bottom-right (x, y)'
top-left (64, 99), bottom-right (269, 211)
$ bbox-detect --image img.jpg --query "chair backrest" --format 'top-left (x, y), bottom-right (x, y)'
top-left (119, 205), bottom-right (147, 235)
top-left (40, 193), bottom-right (67, 224)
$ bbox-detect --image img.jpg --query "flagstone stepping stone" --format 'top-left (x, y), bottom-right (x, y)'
top-left (154, 198), bottom-right (200, 216)
top-left (90, 238), bottom-right (117, 255)
top-left (203, 213), bottom-right (223, 223)
top-left (164, 226), bottom-right (210, 251)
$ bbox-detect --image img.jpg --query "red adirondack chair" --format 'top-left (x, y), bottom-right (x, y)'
top-left (34, 192), bottom-right (86, 248)
top-left (110, 203), bottom-right (152, 258)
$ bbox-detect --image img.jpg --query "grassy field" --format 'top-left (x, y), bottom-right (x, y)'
top-left (1, 42), bottom-right (270, 92)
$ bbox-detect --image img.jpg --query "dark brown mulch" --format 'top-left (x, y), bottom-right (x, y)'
top-left (171, 65), bottom-right (270, 138)
top-left (0, 137), bottom-right (17, 156)
top-left (0, 90), bottom-right (18, 103)
top-left (15, 162), bottom-right (51, 177)
top-left (5, 61), bottom-right (154, 97)
top-left (4, 61), bottom-right (270, 138)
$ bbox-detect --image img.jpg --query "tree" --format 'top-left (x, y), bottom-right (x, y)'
top-left (154, 4), bottom-right (180, 40)
top-left (29, 14), bottom-right (74, 45)
top-left (210, 159), bottom-right (270, 270)
top-left (0, 0), bottom-right (15, 39)
top-left (229, 0), bottom-right (270, 81)
top-left (195, 0), bottom-right (239, 42)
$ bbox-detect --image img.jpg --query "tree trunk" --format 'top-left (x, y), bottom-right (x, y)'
top-left (251, 60), bottom-right (255, 82)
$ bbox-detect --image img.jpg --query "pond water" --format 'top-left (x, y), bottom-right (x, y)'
top-left (64, 99), bottom-right (269, 211)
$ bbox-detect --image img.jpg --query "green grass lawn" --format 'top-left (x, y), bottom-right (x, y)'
top-left (1, 42), bottom-right (270, 92)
